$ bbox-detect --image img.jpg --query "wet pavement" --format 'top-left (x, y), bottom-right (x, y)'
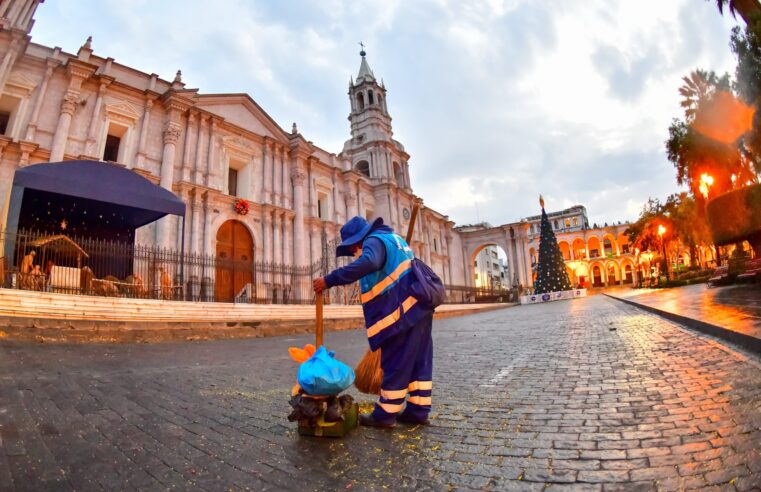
top-left (1, 296), bottom-right (761, 491)
top-left (612, 284), bottom-right (761, 342)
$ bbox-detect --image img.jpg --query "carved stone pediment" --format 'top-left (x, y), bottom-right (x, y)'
top-left (222, 135), bottom-right (256, 156)
top-left (104, 100), bottom-right (141, 122)
top-left (6, 72), bottom-right (37, 95)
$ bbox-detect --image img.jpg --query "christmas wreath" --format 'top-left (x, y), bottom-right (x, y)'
top-left (234, 198), bottom-right (249, 215)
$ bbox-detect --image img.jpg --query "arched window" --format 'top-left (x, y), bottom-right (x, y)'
top-left (377, 94), bottom-right (383, 111)
top-left (393, 162), bottom-right (403, 186)
top-left (368, 91), bottom-right (375, 105)
top-left (355, 160), bottom-right (370, 177)
top-left (356, 92), bottom-right (364, 110)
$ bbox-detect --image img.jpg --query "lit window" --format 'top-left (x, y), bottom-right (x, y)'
top-left (573, 217), bottom-right (578, 226)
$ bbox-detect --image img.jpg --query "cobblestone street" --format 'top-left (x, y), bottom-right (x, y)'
top-left (1, 296), bottom-right (761, 491)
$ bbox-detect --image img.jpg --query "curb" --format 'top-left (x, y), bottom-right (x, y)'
top-left (0, 303), bottom-right (512, 344)
top-left (604, 294), bottom-right (761, 355)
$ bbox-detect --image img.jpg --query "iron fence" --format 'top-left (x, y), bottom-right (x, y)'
top-left (0, 228), bottom-right (360, 305)
top-left (0, 228), bottom-right (508, 305)
top-left (444, 284), bottom-right (514, 304)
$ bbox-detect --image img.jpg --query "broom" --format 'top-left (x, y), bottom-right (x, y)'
top-left (354, 203), bottom-right (420, 394)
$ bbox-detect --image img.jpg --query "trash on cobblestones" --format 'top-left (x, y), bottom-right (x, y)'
top-left (286, 293), bottom-right (359, 437)
top-left (297, 346), bottom-right (355, 396)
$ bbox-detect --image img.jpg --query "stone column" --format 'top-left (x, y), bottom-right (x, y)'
top-left (160, 122), bottom-right (181, 189)
top-left (194, 115), bottom-right (206, 182)
top-left (332, 173), bottom-right (341, 223)
top-left (262, 209), bottom-right (272, 264)
top-left (84, 82), bottom-right (108, 157)
top-left (281, 148), bottom-right (290, 208)
top-left (0, 38), bottom-right (20, 95)
top-left (202, 192), bottom-right (213, 257)
top-left (310, 223), bottom-right (322, 266)
top-left (283, 214), bottom-right (293, 265)
top-left (273, 145), bottom-right (282, 206)
top-left (25, 61), bottom-right (55, 141)
top-left (521, 235), bottom-right (532, 287)
top-left (262, 140), bottom-right (272, 203)
top-left (253, 150), bottom-right (264, 203)
top-left (344, 190), bottom-right (357, 221)
top-left (307, 160), bottom-right (316, 216)
top-left (182, 112), bottom-right (197, 181)
top-left (135, 99), bottom-right (153, 169)
top-left (156, 122), bottom-right (182, 247)
top-left (205, 118), bottom-right (218, 188)
top-left (273, 212), bottom-right (282, 264)
top-left (291, 169), bottom-right (307, 266)
top-left (189, 191), bottom-right (202, 254)
top-left (175, 190), bottom-right (187, 251)
top-left (49, 90), bottom-right (79, 162)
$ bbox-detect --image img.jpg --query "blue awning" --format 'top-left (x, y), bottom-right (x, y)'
top-left (12, 160), bottom-right (185, 227)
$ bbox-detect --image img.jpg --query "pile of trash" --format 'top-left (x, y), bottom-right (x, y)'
top-left (287, 344), bottom-right (356, 428)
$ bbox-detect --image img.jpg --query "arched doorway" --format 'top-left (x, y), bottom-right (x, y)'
top-left (606, 262), bottom-right (620, 286)
top-left (623, 262), bottom-right (634, 284)
top-left (592, 264), bottom-right (604, 287)
top-left (215, 220), bottom-right (254, 302)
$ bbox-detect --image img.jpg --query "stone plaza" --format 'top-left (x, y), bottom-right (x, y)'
top-left (2, 296), bottom-right (760, 490)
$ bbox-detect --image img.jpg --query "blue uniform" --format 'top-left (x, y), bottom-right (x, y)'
top-left (326, 226), bottom-right (433, 424)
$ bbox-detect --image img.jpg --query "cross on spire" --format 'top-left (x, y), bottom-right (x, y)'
top-left (358, 41), bottom-right (366, 56)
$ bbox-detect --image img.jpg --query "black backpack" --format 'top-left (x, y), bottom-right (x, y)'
top-left (409, 258), bottom-right (446, 308)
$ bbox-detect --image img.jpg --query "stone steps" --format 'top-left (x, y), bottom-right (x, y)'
top-left (0, 288), bottom-right (501, 322)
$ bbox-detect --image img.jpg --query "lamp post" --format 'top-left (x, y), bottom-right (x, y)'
top-left (658, 224), bottom-right (668, 282)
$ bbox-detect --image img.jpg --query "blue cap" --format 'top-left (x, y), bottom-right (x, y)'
top-left (336, 216), bottom-right (384, 257)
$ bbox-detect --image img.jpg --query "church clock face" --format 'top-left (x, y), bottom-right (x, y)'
top-left (403, 208), bottom-right (410, 220)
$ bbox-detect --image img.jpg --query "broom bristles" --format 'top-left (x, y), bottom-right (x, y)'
top-left (354, 348), bottom-right (383, 395)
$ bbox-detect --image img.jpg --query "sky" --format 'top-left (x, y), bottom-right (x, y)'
top-left (31, 0), bottom-right (741, 228)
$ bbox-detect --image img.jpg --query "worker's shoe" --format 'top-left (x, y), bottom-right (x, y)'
top-left (397, 413), bottom-right (430, 426)
top-left (359, 413), bottom-right (396, 428)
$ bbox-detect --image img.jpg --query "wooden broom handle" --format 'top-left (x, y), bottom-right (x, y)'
top-left (406, 203), bottom-right (420, 244)
top-left (315, 292), bottom-right (324, 348)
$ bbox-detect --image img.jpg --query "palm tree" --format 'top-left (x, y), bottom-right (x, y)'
top-left (715, 0), bottom-right (761, 24)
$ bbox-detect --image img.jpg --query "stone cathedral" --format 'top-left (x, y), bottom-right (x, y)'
top-left (0, 0), bottom-right (491, 294)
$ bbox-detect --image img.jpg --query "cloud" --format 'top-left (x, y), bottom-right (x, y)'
top-left (30, 0), bottom-right (740, 228)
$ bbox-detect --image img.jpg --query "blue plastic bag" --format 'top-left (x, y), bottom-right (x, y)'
top-left (297, 346), bottom-right (355, 396)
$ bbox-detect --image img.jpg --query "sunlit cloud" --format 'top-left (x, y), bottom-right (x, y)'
top-left (30, 0), bottom-right (740, 227)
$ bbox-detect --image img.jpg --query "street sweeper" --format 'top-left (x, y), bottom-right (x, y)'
top-left (313, 215), bottom-right (434, 428)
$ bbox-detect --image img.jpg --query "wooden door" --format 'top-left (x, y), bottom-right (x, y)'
top-left (215, 220), bottom-right (253, 302)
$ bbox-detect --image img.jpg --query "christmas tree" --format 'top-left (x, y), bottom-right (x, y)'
top-left (534, 195), bottom-right (573, 294)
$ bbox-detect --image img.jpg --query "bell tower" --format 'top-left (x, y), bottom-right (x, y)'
top-left (347, 46), bottom-right (393, 144)
top-left (342, 46), bottom-right (409, 190)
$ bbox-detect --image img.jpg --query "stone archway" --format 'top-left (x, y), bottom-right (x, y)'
top-left (215, 219), bottom-right (254, 302)
top-left (469, 242), bottom-right (510, 290)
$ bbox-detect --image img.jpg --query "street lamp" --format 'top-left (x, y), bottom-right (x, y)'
top-left (699, 173), bottom-right (714, 199)
top-left (657, 224), bottom-right (668, 281)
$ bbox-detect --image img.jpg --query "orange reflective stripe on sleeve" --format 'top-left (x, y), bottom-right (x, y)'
top-left (360, 259), bottom-right (412, 304)
top-left (407, 396), bottom-right (432, 406)
top-left (408, 380), bottom-right (432, 392)
top-left (380, 388), bottom-right (408, 400)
